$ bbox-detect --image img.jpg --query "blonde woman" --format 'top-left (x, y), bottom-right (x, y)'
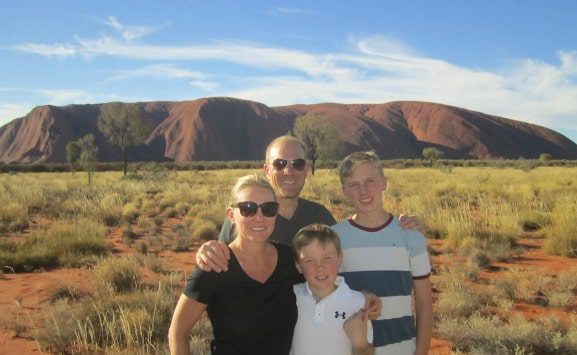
top-left (169, 175), bottom-right (298, 355)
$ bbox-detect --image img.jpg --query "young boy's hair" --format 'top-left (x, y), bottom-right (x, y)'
top-left (292, 223), bottom-right (342, 257)
top-left (338, 150), bottom-right (384, 185)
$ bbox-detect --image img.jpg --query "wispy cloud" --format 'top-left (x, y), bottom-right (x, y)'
top-left (0, 103), bottom-right (31, 121)
top-left (108, 63), bottom-right (220, 91)
top-left (8, 29), bottom-right (577, 139)
top-left (99, 16), bottom-right (160, 41)
top-left (36, 89), bottom-right (94, 106)
top-left (275, 7), bottom-right (312, 15)
top-left (12, 43), bottom-right (76, 58)
top-left (108, 63), bottom-right (205, 81)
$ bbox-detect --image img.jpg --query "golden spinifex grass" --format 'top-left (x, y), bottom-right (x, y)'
top-left (1, 166), bottom-right (576, 353)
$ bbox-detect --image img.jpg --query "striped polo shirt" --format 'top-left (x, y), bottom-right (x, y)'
top-left (331, 215), bottom-right (431, 355)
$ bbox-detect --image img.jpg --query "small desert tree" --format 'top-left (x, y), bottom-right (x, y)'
top-left (98, 102), bottom-right (152, 176)
top-left (539, 153), bottom-right (552, 162)
top-left (423, 147), bottom-right (444, 166)
top-left (66, 141), bottom-right (82, 173)
top-left (78, 134), bottom-right (98, 185)
top-left (293, 114), bottom-right (344, 175)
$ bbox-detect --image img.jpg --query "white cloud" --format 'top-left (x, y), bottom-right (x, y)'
top-left (108, 63), bottom-right (205, 81)
top-left (36, 89), bottom-right (94, 106)
top-left (275, 8), bottom-right (312, 15)
top-left (0, 103), bottom-right (31, 126)
top-left (8, 30), bottom-right (577, 141)
top-left (13, 43), bottom-right (76, 58)
top-left (190, 80), bottom-right (219, 91)
top-left (100, 16), bottom-right (158, 41)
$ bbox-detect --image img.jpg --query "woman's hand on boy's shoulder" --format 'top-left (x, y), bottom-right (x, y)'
top-left (399, 214), bottom-right (426, 234)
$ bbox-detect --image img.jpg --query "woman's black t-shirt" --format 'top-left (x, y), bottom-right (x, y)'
top-left (184, 243), bottom-right (299, 355)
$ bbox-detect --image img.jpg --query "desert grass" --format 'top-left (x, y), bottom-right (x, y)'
top-left (0, 218), bottom-right (109, 272)
top-left (2, 166), bottom-right (577, 353)
top-left (437, 313), bottom-right (577, 354)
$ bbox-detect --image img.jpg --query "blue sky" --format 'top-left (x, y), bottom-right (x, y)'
top-left (1, 0), bottom-right (576, 143)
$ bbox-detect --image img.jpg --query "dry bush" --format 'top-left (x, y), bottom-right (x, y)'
top-left (437, 313), bottom-right (577, 354)
top-left (93, 256), bottom-right (141, 295)
top-left (37, 284), bottom-right (177, 353)
top-left (0, 202), bottom-right (29, 233)
top-left (121, 202), bottom-right (140, 224)
top-left (545, 195), bottom-right (577, 257)
top-left (0, 218), bottom-right (108, 272)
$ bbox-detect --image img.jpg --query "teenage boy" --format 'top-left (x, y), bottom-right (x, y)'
top-left (332, 151), bottom-right (433, 355)
top-left (195, 135), bottom-right (425, 273)
top-left (291, 224), bottom-right (374, 355)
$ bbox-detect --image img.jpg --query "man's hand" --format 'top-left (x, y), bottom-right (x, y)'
top-left (361, 291), bottom-right (382, 320)
top-left (195, 240), bottom-right (230, 272)
top-left (399, 214), bottom-right (426, 234)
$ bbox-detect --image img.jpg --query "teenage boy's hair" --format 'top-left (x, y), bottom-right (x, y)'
top-left (338, 150), bottom-right (385, 185)
top-left (292, 224), bottom-right (342, 257)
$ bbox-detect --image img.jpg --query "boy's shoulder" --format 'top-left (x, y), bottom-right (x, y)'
top-left (293, 278), bottom-right (365, 305)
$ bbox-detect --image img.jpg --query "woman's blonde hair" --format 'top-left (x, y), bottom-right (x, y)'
top-left (228, 174), bottom-right (275, 206)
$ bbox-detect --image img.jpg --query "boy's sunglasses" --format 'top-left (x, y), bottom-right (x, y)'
top-left (231, 201), bottom-right (279, 217)
top-left (272, 158), bottom-right (307, 171)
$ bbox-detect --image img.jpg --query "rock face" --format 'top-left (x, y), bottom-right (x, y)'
top-left (1, 97), bottom-right (576, 163)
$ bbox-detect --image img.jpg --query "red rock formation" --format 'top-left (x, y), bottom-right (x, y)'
top-left (1, 97), bottom-right (575, 163)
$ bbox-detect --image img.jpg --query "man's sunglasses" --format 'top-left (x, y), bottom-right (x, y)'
top-left (231, 201), bottom-right (279, 217)
top-left (272, 158), bottom-right (307, 171)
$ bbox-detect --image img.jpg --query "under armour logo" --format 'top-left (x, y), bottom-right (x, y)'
top-left (335, 311), bottom-right (346, 319)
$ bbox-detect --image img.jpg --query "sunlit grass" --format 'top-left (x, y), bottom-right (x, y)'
top-left (2, 166), bottom-right (577, 352)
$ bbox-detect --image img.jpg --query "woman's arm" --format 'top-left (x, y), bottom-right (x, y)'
top-left (168, 294), bottom-right (208, 355)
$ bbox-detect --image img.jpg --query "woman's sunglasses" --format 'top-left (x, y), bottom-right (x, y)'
top-left (272, 158), bottom-right (307, 171)
top-left (231, 201), bottom-right (279, 217)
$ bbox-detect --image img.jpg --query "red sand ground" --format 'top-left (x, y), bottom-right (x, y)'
top-left (1, 225), bottom-right (576, 354)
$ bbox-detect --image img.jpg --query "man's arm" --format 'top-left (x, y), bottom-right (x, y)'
top-left (413, 277), bottom-right (433, 355)
top-left (398, 214), bottom-right (426, 233)
top-left (195, 217), bottom-right (232, 272)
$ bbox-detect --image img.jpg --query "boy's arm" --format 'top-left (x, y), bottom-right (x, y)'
top-left (361, 291), bottom-right (382, 320)
top-left (413, 277), bottom-right (433, 355)
top-left (343, 309), bottom-right (375, 355)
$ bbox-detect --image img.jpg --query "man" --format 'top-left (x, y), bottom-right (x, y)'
top-left (196, 135), bottom-right (423, 272)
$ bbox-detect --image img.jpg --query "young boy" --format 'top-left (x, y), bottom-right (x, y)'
top-left (331, 151), bottom-right (433, 355)
top-left (291, 224), bottom-right (374, 355)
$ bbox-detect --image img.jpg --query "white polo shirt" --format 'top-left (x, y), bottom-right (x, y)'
top-left (291, 276), bottom-right (374, 355)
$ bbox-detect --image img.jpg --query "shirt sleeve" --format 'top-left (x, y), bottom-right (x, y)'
top-left (318, 205), bottom-right (337, 226)
top-left (367, 319), bottom-right (374, 344)
top-left (183, 267), bottom-right (214, 305)
top-left (407, 231), bottom-right (431, 278)
top-left (218, 217), bottom-right (235, 244)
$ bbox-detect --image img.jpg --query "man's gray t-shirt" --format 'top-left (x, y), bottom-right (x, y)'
top-left (219, 198), bottom-right (336, 246)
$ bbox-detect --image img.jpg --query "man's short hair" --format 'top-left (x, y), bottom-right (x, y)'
top-left (338, 150), bottom-right (385, 185)
top-left (265, 135), bottom-right (307, 162)
top-left (292, 223), bottom-right (342, 257)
